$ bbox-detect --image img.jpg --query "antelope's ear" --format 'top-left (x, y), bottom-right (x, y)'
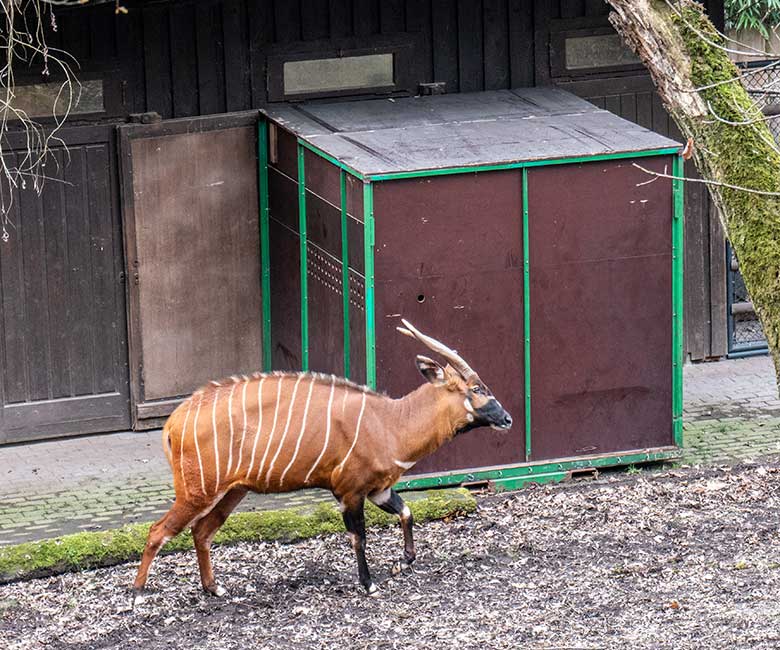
top-left (416, 355), bottom-right (446, 386)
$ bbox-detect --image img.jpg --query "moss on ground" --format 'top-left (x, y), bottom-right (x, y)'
top-left (0, 488), bottom-right (475, 585)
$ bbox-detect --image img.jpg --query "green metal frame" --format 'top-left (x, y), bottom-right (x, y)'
top-left (296, 141), bottom-right (682, 183)
top-left (259, 123), bottom-right (685, 491)
top-left (672, 154), bottom-right (685, 446)
top-left (258, 119), bottom-right (272, 371)
top-left (396, 447), bottom-right (681, 490)
top-left (340, 171), bottom-right (351, 378)
top-left (363, 182), bottom-right (377, 389)
top-left (522, 168), bottom-right (532, 461)
top-left (297, 142), bottom-right (309, 370)
top-left (365, 147), bottom-right (682, 182)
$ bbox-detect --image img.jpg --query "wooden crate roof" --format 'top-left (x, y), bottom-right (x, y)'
top-left (261, 88), bottom-right (681, 177)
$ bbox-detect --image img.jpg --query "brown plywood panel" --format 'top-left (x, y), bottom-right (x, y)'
top-left (269, 124), bottom-right (298, 181)
top-left (528, 157), bottom-right (674, 460)
top-left (269, 167), bottom-right (299, 232)
top-left (345, 174), bottom-right (364, 222)
top-left (348, 270), bottom-right (367, 385)
top-left (130, 126), bottom-right (262, 401)
top-left (307, 243), bottom-right (345, 375)
top-left (374, 172), bottom-right (523, 283)
top-left (270, 219), bottom-right (302, 371)
top-left (304, 148), bottom-right (341, 207)
top-left (347, 215), bottom-right (364, 273)
top-left (306, 191), bottom-right (341, 259)
top-left (373, 170), bottom-right (525, 474)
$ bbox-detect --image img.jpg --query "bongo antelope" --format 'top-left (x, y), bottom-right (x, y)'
top-left (132, 319), bottom-right (512, 604)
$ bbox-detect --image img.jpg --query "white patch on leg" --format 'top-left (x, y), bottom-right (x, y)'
top-left (368, 488), bottom-right (391, 507)
top-left (338, 500), bottom-right (347, 513)
top-left (213, 585), bottom-right (226, 597)
top-left (367, 583), bottom-right (379, 596)
top-left (401, 505), bottom-right (411, 521)
top-left (132, 592), bottom-right (147, 608)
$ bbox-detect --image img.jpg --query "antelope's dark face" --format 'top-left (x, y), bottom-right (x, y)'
top-left (416, 356), bottom-right (513, 433)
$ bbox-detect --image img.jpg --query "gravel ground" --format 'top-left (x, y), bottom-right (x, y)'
top-left (3, 462), bottom-right (780, 650)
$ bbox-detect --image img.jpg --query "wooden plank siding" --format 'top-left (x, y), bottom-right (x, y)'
top-left (48, 0), bottom-right (720, 117)
top-left (0, 128), bottom-right (131, 443)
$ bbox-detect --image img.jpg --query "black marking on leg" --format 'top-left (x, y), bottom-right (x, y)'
top-left (341, 497), bottom-right (374, 593)
top-left (376, 489), bottom-right (416, 566)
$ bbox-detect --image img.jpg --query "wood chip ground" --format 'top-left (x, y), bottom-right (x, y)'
top-left (3, 461), bottom-right (780, 649)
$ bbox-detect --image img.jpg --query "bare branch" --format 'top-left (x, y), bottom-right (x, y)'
top-left (632, 162), bottom-right (780, 197)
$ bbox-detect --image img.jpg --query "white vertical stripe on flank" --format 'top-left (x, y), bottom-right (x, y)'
top-left (234, 378), bottom-right (251, 476)
top-left (178, 399), bottom-right (194, 498)
top-left (250, 375), bottom-right (281, 480)
top-left (245, 376), bottom-right (267, 478)
top-left (192, 396), bottom-right (207, 495)
top-left (212, 390), bottom-right (221, 494)
top-left (264, 374), bottom-right (305, 488)
top-left (280, 376), bottom-right (317, 487)
top-left (341, 386), bottom-right (349, 417)
top-left (334, 387), bottom-right (368, 476)
top-left (305, 375), bottom-right (337, 485)
top-left (225, 383), bottom-right (237, 476)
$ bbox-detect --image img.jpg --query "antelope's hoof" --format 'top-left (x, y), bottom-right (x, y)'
top-left (131, 589), bottom-right (147, 608)
top-left (391, 560), bottom-right (412, 576)
top-left (204, 583), bottom-right (227, 597)
top-left (366, 583), bottom-right (380, 597)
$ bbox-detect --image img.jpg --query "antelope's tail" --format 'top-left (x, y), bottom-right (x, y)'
top-left (161, 422), bottom-right (174, 470)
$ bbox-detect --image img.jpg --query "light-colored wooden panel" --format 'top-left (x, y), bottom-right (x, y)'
top-left (131, 126), bottom-right (261, 401)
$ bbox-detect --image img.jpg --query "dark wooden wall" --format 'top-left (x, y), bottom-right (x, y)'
top-left (42, 0), bottom-right (727, 363)
top-left (44, 0), bottom-right (713, 119)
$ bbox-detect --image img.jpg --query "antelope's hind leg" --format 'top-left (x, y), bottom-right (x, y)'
top-left (132, 499), bottom-right (202, 606)
top-left (369, 488), bottom-right (415, 570)
top-left (191, 486), bottom-right (249, 596)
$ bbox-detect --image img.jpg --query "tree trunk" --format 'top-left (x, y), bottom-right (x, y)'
top-left (607, 0), bottom-right (780, 386)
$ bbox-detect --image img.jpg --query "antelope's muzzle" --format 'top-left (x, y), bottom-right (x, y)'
top-left (478, 399), bottom-right (513, 430)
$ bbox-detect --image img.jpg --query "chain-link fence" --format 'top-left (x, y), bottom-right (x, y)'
top-left (727, 243), bottom-right (767, 350)
top-left (740, 61), bottom-right (780, 141)
top-left (724, 62), bottom-right (776, 354)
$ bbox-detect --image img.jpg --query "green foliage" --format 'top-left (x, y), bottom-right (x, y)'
top-left (0, 488), bottom-right (476, 584)
top-left (725, 0), bottom-right (780, 39)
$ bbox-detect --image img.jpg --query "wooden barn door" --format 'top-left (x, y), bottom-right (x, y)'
top-left (0, 125), bottom-right (130, 444)
top-left (119, 113), bottom-right (262, 429)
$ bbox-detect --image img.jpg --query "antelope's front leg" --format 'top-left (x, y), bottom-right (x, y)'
top-left (340, 495), bottom-right (377, 595)
top-left (369, 488), bottom-right (415, 567)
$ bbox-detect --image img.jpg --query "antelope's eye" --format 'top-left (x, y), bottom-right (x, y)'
top-left (471, 385), bottom-right (482, 395)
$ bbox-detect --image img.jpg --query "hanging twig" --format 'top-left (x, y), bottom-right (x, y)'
top-left (632, 161), bottom-right (780, 196)
top-left (0, 0), bottom-right (83, 242)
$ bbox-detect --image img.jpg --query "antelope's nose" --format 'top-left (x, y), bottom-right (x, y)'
top-left (501, 413), bottom-right (513, 428)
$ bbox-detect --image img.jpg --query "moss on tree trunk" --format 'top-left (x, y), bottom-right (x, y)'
top-left (608, 0), bottom-right (780, 386)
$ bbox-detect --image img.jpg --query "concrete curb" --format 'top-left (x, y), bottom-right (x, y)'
top-left (0, 488), bottom-right (476, 584)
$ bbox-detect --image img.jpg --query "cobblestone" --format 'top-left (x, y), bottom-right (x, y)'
top-left (1, 355), bottom-right (779, 546)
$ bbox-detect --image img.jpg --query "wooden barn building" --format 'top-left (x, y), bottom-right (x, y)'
top-left (0, 0), bottom-right (731, 485)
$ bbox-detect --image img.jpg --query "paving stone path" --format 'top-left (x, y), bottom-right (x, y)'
top-left (0, 431), bottom-right (331, 546)
top-left (682, 354), bottom-right (780, 463)
top-left (2, 354), bottom-right (779, 546)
